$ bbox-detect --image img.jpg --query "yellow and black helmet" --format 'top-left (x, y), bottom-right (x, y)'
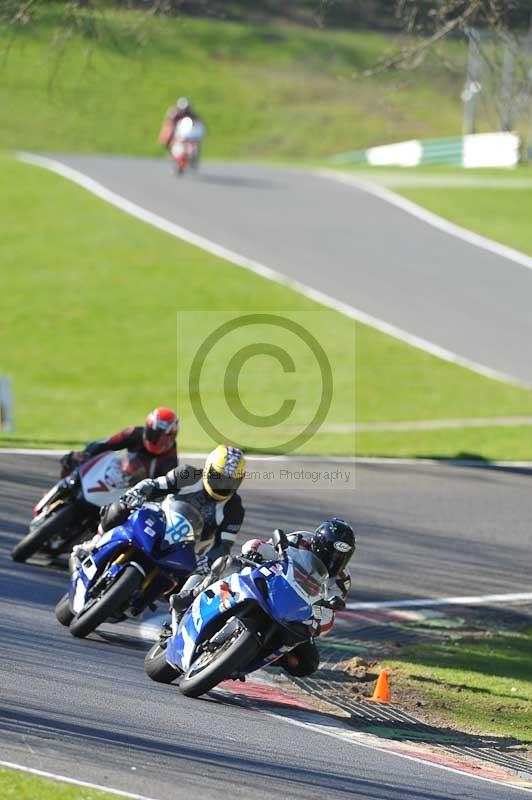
top-left (203, 445), bottom-right (246, 501)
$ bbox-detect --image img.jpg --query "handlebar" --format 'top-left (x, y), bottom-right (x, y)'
top-left (318, 596), bottom-right (346, 611)
top-left (271, 528), bottom-right (289, 555)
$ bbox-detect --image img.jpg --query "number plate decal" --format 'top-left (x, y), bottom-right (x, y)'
top-left (81, 557), bottom-right (97, 580)
top-left (164, 512), bottom-right (193, 548)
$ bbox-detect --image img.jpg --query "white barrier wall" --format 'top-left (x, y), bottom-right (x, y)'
top-left (367, 140), bottom-right (423, 167)
top-left (463, 132), bottom-right (520, 168)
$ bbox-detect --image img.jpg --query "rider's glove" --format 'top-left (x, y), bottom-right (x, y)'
top-left (323, 595), bottom-right (346, 612)
top-left (60, 450), bottom-right (85, 477)
top-left (242, 550), bottom-right (264, 565)
top-left (122, 479), bottom-right (156, 508)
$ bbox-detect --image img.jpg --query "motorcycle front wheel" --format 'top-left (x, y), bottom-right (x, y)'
top-left (11, 504), bottom-right (77, 563)
top-left (69, 564), bottom-right (142, 639)
top-left (179, 620), bottom-right (259, 699)
top-left (144, 640), bottom-right (180, 684)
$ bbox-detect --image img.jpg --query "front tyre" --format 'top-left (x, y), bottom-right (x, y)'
top-left (179, 621), bottom-right (259, 699)
top-left (11, 504), bottom-right (77, 563)
top-left (144, 640), bottom-right (180, 684)
top-left (55, 592), bottom-right (74, 626)
top-left (69, 565), bottom-right (142, 639)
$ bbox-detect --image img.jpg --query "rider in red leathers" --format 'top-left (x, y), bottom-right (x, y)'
top-left (158, 97), bottom-right (203, 149)
top-left (61, 408), bottom-right (179, 480)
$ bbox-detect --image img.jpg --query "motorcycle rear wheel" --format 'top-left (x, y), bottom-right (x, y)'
top-left (11, 504), bottom-right (77, 563)
top-left (144, 640), bottom-right (180, 684)
top-left (69, 565), bottom-right (142, 639)
top-left (179, 621), bottom-right (259, 699)
top-left (55, 592), bottom-right (74, 626)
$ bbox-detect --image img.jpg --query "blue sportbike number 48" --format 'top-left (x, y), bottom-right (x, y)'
top-left (55, 498), bottom-right (203, 639)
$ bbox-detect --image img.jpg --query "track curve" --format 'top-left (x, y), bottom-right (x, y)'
top-left (2, 453), bottom-right (532, 799)
top-left (29, 154), bottom-right (532, 385)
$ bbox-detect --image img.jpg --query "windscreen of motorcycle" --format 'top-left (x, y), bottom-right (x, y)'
top-left (159, 497), bottom-right (204, 552)
top-left (261, 549), bottom-right (328, 624)
top-left (80, 452), bottom-right (133, 507)
top-left (285, 549), bottom-right (329, 604)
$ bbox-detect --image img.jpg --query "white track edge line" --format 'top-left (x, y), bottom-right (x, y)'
top-left (347, 591), bottom-right (532, 610)
top-left (3, 448), bottom-right (532, 469)
top-left (317, 168), bottom-right (532, 273)
top-left (15, 152), bottom-right (529, 389)
top-left (0, 760), bottom-right (160, 800)
top-left (254, 709), bottom-right (532, 794)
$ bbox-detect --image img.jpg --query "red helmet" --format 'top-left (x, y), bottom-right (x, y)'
top-left (143, 408), bottom-right (179, 455)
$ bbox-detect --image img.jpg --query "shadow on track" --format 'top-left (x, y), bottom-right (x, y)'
top-left (198, 173), bottom-right (276, 189)
top-left (0, 703), bottom-right (469, 800)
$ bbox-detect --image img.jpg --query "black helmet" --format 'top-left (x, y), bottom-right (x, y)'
top-left (311, 518), bottom-right (355, 577)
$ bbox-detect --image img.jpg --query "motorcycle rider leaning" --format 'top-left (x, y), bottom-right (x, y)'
top-left (75, 445), bottom-right (246, 581)
top-left (61, 407), bottom-right (179, 479)
top-left (159, 96), bottom-right (204, 149)
top-left (170, 517), bottom-right (355, 678)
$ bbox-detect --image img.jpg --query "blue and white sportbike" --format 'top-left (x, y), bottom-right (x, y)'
top-left (144, 530), bottom-right (342, 698)
top-left (55, 497), bottom-right (203, 639)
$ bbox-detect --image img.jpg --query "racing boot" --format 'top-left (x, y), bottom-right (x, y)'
top-left (69, 527), bottom-right (103, 573)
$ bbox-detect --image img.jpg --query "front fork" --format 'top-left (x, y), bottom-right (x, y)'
top-left (113, 551), bottom-right (165, 616)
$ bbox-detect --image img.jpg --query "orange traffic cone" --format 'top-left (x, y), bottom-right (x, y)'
top-left (368, 669), bottom-right (391, 703)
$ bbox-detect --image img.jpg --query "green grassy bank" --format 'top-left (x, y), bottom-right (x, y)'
top-left (385, 629), bottom-right (532, 745)
top-left (2, 154), bottom-right (532, 458)
top-left (0, 767), bottom-right (125, 800)
top-left (0, 5), bottom-right (470, 159)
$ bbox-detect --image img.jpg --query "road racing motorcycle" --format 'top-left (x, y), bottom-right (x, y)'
top-left (144, 530), bottom-right (344, 698)
top-left (11, 451), bottom-right (149, 564)
top-left (56, 498), bottom-right (203, 639)
top-left (170, 116), bottom-right (205, 174)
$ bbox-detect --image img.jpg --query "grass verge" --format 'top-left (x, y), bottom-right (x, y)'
top-left (0, 4), bottom-right (471, 159)
top-left (384, 629), bottom-right (532, 745)
top-left (399, 184), bottom-right (532, 259)
top-left (2, 153), bottom-right (532, 457)
top-left (0, 766), bottom-right (123, 800)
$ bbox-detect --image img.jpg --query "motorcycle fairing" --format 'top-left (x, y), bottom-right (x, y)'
top-left (69, 507), bottom-right (196, 613)
top-left (168, 571), bottom-right (251, 671)
top-left (34, 482), bottom-right (63, 515)
top-left (79, 452), bottom-right (133, 507)
top-left (168, 561), bottom-right (315, 673)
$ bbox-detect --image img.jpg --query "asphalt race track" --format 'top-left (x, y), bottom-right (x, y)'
top-left (35, 155), bottom-right (532, 385)
top-left (2, 452), bottom-right (532, 799)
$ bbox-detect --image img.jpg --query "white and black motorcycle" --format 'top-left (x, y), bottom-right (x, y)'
top-left (11, 451), bottom-right (146, 563)
top-left (170, 116), bottom-right (205, 174)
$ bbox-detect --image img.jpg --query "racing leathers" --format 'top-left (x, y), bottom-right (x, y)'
top-left (159, 107), bottom-right (203, 148)
top-left (61, 426), bottom-right (178, 480)
top-left (99, 464), bottom-right (245, 571)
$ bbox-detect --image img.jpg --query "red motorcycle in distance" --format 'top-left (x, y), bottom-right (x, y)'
top-left (169, 117), bottom-right (205, 175)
